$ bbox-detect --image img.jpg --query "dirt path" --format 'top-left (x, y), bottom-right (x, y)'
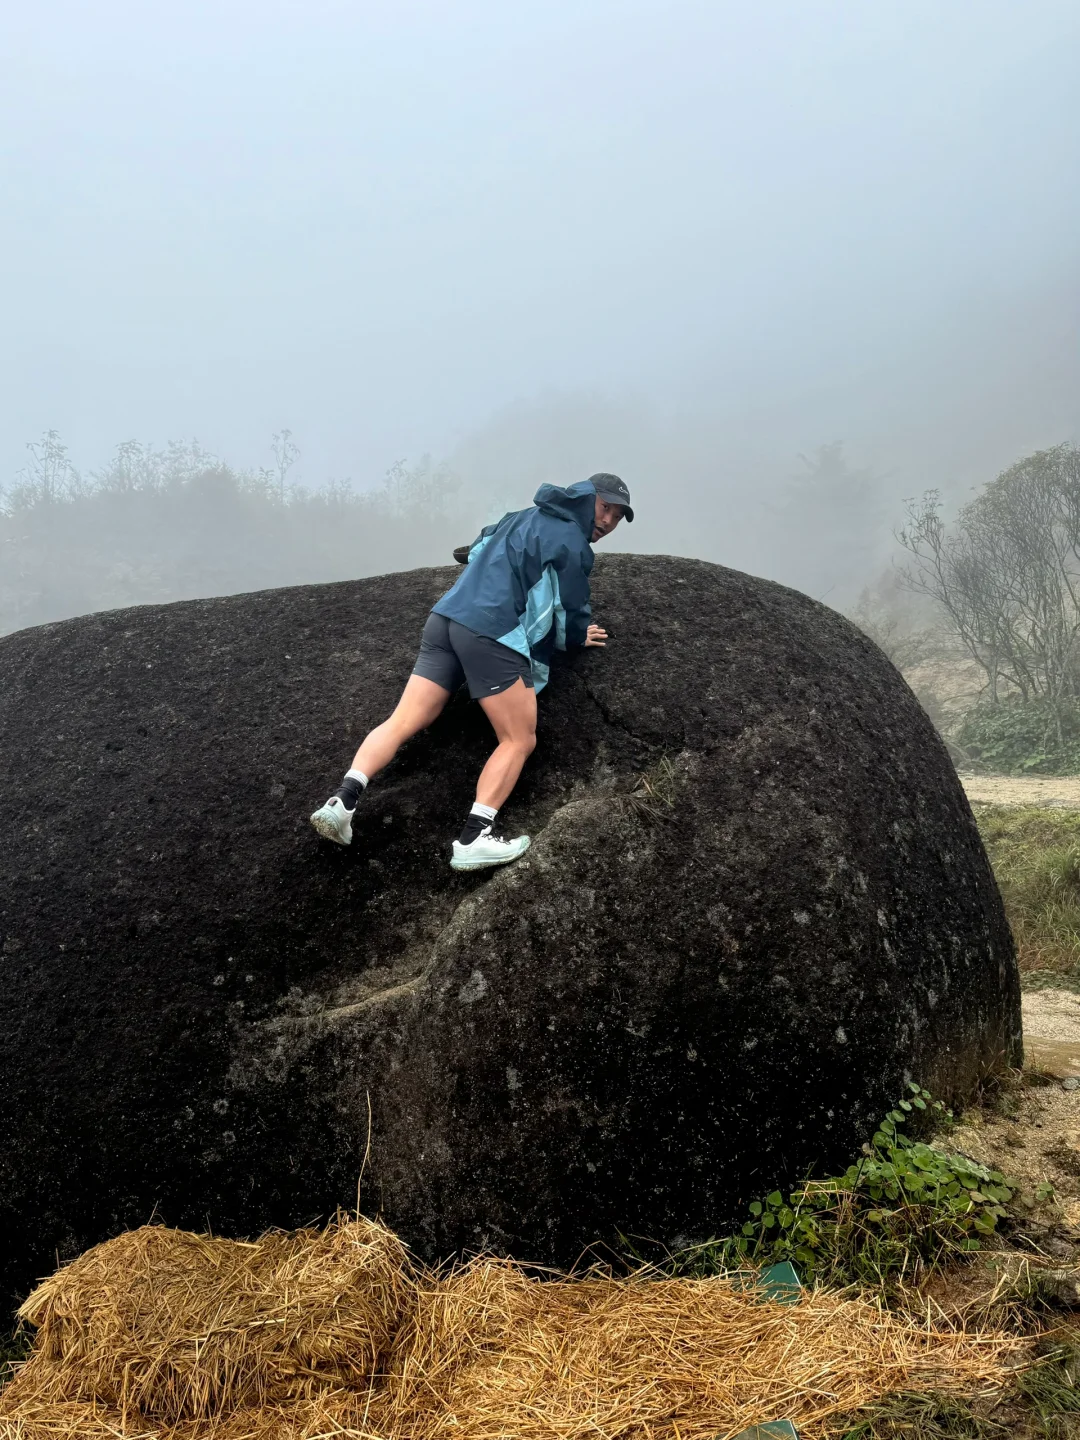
top-left (1024, 990), bottom-right (1080, 1098)
top-left (1025, 989), bottom-right (1080, 1045)
top-left (1023, 990), bottom-right (1080, 1079)
top-left (961, 772), bottom-right (1080, 808)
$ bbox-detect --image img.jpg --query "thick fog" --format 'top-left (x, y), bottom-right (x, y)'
top-left (2, 0), bottom-right (1078, 634)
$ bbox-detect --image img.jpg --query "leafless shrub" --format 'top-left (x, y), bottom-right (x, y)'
top-left (898, 444), bottom-right (1080, 748)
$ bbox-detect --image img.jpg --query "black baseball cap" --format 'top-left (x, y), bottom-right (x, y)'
top-left (587, 472), bottom-right (634, 522)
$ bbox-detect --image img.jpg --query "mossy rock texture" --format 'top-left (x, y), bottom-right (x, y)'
top-left (0, 554), bottom-right (1020, 1301)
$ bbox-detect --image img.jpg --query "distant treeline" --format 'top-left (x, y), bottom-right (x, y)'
top-left (9, 426), bottom-right (1077, 772)
top-left (2, 430), bottom-right (899, 637)
top-left (0, 433), bottom-right (469, 635)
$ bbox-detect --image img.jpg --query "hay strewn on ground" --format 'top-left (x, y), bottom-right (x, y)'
top-left (0, 1219), bottom-right (1027, 1440)
top-left (380, 1259), bottom-right (1022, 1440)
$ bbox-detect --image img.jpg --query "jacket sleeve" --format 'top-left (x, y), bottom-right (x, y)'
top-left (550, 540), bottom-right (593, 649)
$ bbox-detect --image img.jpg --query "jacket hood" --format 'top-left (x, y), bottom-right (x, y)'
top-left (533, 480), bottom-right (596, 541)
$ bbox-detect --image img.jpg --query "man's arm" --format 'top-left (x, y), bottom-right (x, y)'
top-left (550, 541), bottom-right (595, 649)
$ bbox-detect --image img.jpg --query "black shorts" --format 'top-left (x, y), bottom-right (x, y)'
top-left (412, 611), bottom-right (534, 700)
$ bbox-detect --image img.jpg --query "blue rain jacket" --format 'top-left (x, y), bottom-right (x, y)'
top-left (432, 480), bottom-right (596, 692)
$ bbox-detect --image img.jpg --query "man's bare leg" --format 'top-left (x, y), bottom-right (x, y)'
top-left (475, 679), bottom-right (537, 808)
top-left (450, 679), bottom-right (536, 870)
top-left (310, 675), bottom-right (451, 845)
top-left (351, 675), bottom-right (452, 779)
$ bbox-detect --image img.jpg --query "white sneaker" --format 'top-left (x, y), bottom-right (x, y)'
top-left (309, 796), bottom-right (354, 846)
top-left (450, 827), bottom-right (530, 871)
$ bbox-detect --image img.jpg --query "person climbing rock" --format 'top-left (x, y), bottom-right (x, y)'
top-left (309, 473), bottom-right (633, 869)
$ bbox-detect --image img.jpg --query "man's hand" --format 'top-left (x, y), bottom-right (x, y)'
top-left (585, 624), bottom-right (608, 648)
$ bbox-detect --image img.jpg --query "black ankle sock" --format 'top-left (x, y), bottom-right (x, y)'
top-left (458, 811), bottom-right (497, 846)
top-left (334, 776), bottom-right (366, 811)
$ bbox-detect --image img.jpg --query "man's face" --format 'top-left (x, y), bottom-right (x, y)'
top-left (592, 497), bottom-right (624, 543)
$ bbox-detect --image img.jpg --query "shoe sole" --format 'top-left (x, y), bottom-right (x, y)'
top-left (309, 810), bottom-right (351, 846)
top-left (450, 838), bottom-right (530, 871)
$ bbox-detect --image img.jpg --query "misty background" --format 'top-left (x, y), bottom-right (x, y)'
top-left (2, 0), bottom-right (1078, 642)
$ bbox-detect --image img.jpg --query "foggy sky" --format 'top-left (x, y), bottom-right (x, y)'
top-left (3, 0), bottom-right (1078, 567)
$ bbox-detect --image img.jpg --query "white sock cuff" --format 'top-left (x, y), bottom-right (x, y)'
top-left (471, 802), bottom-right (498, 822)
top-left (346, 768), bottom-right (370, 788)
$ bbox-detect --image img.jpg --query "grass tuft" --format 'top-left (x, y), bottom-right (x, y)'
top-left (974, 806), bottom-right (1080, 985)
top-left (625, 754), bottom-right (682, 823)
top-left (1015, 1332), bottom-right (1080, 1436)
top-left (828, 1389), bottom-right (1008, 1438)
top-left (0, 1326), bottom-right (31, 1389)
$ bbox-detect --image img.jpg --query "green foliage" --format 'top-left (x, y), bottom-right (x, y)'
top-left (1015, 1334), bottom-right (1080, 1437)
top-left (708, 1087), bottom-right (1016, 1287)
top-left (830, 1335), bottom-right (1080, 1439)
top-left (0, 1325), bottom-right (30, 1387)
top-left (957, 698), bottom-right (1080, 776)
top-left (829, 1390), bottom-right (1007, 1439)
top-left (975, 805), bottom-right (1080, 983)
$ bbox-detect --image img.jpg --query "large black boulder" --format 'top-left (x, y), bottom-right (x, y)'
top-left (0, 555), bottom-right (1020, 1305)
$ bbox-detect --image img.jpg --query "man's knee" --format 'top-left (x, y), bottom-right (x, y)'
top-left (518, 730), bottom-right (537, 758)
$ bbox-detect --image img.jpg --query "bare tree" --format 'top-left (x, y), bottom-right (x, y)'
top-left (897, 445), bottom-right (1080, 741)
top-left (848, 580), bottom-right (933, 671)
top-left (6, 430), bottom-right (82, 510)
top-left (270, 429), bottom-right (300, 504)
top-left (378, 455), bottom-right (461, 519)
top-left (93, 440), bottom-right (159, 495)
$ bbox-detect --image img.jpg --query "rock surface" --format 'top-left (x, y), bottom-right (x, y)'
top-left (0, 554), bottom-right (1020, 1304)
top-left (1037, 1268), bottom-right (1080, 1308)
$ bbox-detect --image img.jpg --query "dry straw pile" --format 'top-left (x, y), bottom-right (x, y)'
top-left (2, 1217), bottom-right (408, 1429)
top-left (0, 1218), bottom-right (1026, 1440)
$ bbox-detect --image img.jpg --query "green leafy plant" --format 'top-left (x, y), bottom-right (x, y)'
top-left (957, 697), bottom-right (1080, 776)
top-left (710, 1086), bottom-right (1016, 1286)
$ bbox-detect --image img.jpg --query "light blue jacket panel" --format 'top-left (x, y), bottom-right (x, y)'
top-left (432, 481), bottom-right (596, 692)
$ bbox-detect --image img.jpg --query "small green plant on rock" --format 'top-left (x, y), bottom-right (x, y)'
top-left (711, 1086), bottom-right (1016, 1287)
top-left (625, 754), bottom-right (682, 823)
